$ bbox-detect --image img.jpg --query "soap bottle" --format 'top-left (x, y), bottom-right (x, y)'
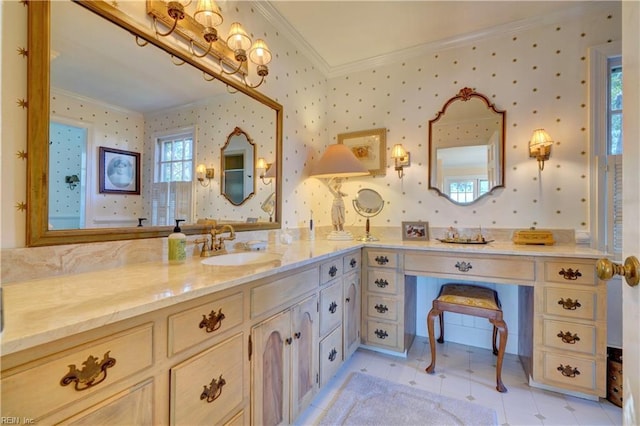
top-left (168, 219), bottom-right (186, 264)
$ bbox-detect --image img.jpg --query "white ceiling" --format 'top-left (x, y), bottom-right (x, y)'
top-left (261, 1), bottom-right (615, 76)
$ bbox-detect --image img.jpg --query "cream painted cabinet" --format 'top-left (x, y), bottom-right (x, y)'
top-left (251, 294), bottom-right (319, 426)
top-left (343, 259), bottom-right (361, 359)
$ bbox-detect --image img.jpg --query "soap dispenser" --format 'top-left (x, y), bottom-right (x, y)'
top-left (168, 219), bottom-right (186, 264)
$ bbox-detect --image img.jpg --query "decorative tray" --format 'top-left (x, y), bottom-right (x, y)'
top-left (436, 238), bottom-right (494, 245)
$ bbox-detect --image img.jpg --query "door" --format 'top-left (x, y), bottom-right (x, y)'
top-left (622, 3), bottom-right (639, 423)
top-left (290, 295), bottom-right (318, 420)
top-left (343, 271), bottom-right (361, 358)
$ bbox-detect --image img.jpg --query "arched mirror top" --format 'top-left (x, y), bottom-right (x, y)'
top-left (221, 127), bottom-right (256, 206)
top-left (428, 87), bottom-right (505, 205)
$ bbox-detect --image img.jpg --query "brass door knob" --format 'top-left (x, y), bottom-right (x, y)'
top-left (596, 256), bottom-right (640, 287)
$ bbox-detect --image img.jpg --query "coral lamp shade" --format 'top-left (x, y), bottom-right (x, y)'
top-left (311, 144), bottom-right (370, 178)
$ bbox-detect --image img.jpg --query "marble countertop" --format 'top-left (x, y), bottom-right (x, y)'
top-left (0, 238), bottom-right (606, 356)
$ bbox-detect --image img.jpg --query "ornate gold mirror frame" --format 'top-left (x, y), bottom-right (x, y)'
top-left (26, 1), bottom-right (282, 246)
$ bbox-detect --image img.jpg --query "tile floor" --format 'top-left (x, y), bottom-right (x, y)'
top-left (295, 339), bottom-right (622, 426)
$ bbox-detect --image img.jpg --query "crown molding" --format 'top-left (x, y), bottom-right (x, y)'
top-left (255, 1), bottom-right (615, 79)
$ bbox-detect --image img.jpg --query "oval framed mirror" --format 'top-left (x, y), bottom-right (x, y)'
top-left (221, 127), bottom-right (256, 206)
top-left (428, 87), bottom-right (505, 205)
top-left (352, 188), bottom-right (384, 242)
top-left (26, 1), bottom-right (283, 246)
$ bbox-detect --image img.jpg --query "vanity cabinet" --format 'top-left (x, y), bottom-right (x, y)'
top-left (533, 258), bottom-right (606, 396)
top-left (251, 295), bottom-right (318, 426)
top-left (361, 249), bottom-right (416, 354)
top-left (343, 252), bottom-right (361, 359)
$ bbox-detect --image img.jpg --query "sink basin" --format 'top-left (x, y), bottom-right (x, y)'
top-left (201, 252), bottom-right (281, 267)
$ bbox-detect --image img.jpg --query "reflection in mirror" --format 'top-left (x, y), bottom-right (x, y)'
top-left (428, 87), bottom-right (505, 205)
top-left (221, 127), bottom-right (256, 206)
top-left (27, 0), bottom-right (282, 246)
top-left (352, 188), bottom-right (385, 242)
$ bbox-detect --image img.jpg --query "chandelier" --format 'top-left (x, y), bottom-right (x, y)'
top-left (150, 0), bottom-right (272, 89)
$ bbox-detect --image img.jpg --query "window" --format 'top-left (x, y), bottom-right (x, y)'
top-left (607, 58), bottom-right (623, 257)
top-left (447, 178), bottom-right (489, 203)
top-left (152, 129), bottom-right (195, 226)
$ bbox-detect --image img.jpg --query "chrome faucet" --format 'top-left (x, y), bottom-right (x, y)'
top-left (196, 224), bottom-right (236, 257)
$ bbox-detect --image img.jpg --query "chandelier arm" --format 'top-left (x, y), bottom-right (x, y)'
top-left (152, 16), bottom-right (179, 38)
top-left (219, 58), bottom-right (245, 76)
top-left (243, 74), bottom-right (266, 89)
top-left (202, 72), bottom-right (215, 82)
top-left (170, 54), bottom-right (186, 66)
top-left (134, 36), bottom-right (149, 47)
top-left (190, 40), bottom-right (213, 59)
top-left (225, 84), bottom-right (239, 94)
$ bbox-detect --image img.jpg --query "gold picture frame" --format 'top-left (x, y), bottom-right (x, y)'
top-left (338, 128), bottom-right (386, 176)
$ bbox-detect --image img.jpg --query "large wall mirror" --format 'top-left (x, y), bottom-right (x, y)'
top-left (428, 87), bottom-right (505, 205)
top-left (27, 1), bottom-right (282, 246)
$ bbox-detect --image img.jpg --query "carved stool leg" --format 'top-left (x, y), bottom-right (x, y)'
top-left (490, 318), bottom-right (508, 393)
top-left (492, 325), bottom-right (498, 355)
top-left (426, 307), bottom-right (441, 374)
top-left (437, 312), bottom-right (445, 344)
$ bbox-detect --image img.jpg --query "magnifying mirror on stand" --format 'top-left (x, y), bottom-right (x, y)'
top-left (353, 189), bottom-right (384, 242)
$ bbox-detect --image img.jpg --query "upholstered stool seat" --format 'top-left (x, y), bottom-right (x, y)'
top-left (425, 283), bottom-right (508, 392)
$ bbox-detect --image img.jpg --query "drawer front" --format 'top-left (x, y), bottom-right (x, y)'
top-left (544, 287), bottom-right (597, 320)
top-left (320, 259), bottom-right (343, 284)
top-left (343, 251), bottom-right (361, 273)
top-left (319, 326), bottom-right (343, 386)
top-left (404, 253), bottom-right (535, 282)
top-left (171, 333), bottom-right (244, 426)
top-left (320, 280), bottom-right (343, 336)
top-left (365, 320), bottom-right (399, 349)
top-left (367, 295), bottom-right (399, 321)
top-left (251, 267), bottom-right (319, 318)
top-left (168, 292), bottom-right (243, 356)
top-left (543, 319), bottom-right (596, 355)
top-left (544, 261), bottom-right (597, 286)
top-left (1, 324), bottom-right (153, 420)
top-left (366, 251), bottom-right (398, 269)
top-left (366, 269), bottom-right (398, 295)
top-left (542, 352), bottom-right (597, 392)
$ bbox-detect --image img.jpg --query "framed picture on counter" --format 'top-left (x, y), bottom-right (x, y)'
top-left (402, 221), bottom-right (429, 241)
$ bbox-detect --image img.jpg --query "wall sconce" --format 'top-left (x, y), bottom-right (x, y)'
top-left (529, 129), bottom-right (553, 171)
top-left (391, 144), bottom-right (410, 178)
top-left (65, 174), bottom-right (80, 190)
top-left (196, 163), bottom-right (215, 187)
top-left (150, 0), bottom-right (272, 89)
top-left (256, 157), bottom-right (272, 185)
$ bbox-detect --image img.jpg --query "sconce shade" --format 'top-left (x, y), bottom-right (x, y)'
top-left (311, 144), bottom-right (370, 179)
top-left (194, 0), bottom-right (223, 28)
top-left (529, 129), bottom-right (553, 150)
top-left (196, 164), bottom-right (207, 175)
top-left (256, 157), bottom-right (268, 170)
top-left (249, 39), bottom-right (272, 66)
top-left (391, 144), bottom-right (407, 159)
top-left (227, 22), bottom-right (252, 51)
top-left (264, 162), bottom-right (277, 179)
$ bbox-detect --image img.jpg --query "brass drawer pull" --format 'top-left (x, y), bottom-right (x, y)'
top-left (455, 261), bottom-right (473, 272)
top-left (350, 258), bottom-right (358, 268)
top-left (374, 329), bottom-right (388, 339)
top-left (559, 268), bottom-right (582, 280)
top-left (557, 364), bottom-right (581, 378)
top-left (557, 298), bottom-right (581, 310)
top-left (329, 265), bottom-right (338, 277)
top-left (200, 375), bottom-right (226, 403)
top-left (329, 301), bottom-right (338, 314)
top-left (199, 308), bottom-right (226, 333)
top-left (328, 348), bottom-right (338, 362)
top-left (375, 255), bottom-right (389, 265)
top-left (557, 331), bottom-right (581, 344)
top-left (60, 351), bottom-right (116, 391)
top-left (374, 304), bottom-right (389, 314)
top-left (374, 278), bottom-right (389, 288)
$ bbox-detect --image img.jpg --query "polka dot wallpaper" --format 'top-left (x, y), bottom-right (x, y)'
top-left (0, 1), bottom-right (623, 247)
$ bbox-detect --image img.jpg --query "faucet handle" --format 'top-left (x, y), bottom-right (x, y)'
top-left (194, 237), bottom-right (211, 257)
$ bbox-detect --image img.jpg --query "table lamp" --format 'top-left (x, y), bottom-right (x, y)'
top-left (310, 144), bottom-right (369, 240)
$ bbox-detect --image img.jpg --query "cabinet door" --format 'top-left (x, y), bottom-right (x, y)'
top-left (252, 311), bottom-right (291, 426)
top-left (343, 271), bottom-right (361, 358)
top-left (290, 295), bottom-right (319, 420)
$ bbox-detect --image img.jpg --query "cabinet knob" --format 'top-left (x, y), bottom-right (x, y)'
top-left (557, 364), bottom-right (581, 378)
top-left (200, 374), bottom-right (226, 403)
top-left (350, 258), bottom-right (357, 268)
top-left (328, 348), bottom-right (337, 362)
top-left (294, 332), bottom-right (301, 339)
top-left (597, 256), bottom-right (640, 287)
top-left (199, 308), bottom-right (226, 333)
top-left (329, 265), bottom-right (338, 277)
top-left (329, 301), bottom-right (338, 314)
top-left (60, 351), bottom-right (116, 391)
top-left (285, 337), bottom-right (293, 345)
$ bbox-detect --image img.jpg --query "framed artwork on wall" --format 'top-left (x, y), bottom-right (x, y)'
top-left (99, 147), bottom-right (140, 195)
top-left (337, 128), bottom-right (386, 176)
top-left (402, 221), bottom-right (429, 241)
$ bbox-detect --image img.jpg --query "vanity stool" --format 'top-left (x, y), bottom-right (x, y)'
top-left (425, 283), bottom-right (508, 393)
